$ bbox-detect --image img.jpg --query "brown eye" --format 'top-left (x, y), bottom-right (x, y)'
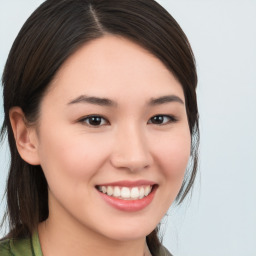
top-left (148, 115), bottom-right (177, 125)
top-left (80, 115), bottom-right (108, 126)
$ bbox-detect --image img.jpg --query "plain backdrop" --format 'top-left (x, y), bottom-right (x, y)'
top-left (0, 1), bottom-right (256, 256)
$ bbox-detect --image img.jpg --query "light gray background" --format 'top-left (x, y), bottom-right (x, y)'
top-left (1, 1), bottom-right (256, 255)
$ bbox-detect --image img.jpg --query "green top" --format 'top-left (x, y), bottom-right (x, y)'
top-left (0, 231), bottom-right (172, 256)
top-left (0, 232), bottom-right (43, 256)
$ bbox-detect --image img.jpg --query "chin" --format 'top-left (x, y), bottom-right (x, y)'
top-left (101, 223), bottom-right (155, 242)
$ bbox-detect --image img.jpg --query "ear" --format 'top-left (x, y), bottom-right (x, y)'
top-left (9, 107), bottom-right (40, 165)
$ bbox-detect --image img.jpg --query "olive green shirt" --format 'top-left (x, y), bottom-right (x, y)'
top-left (0, 232), bottom-right (42, 256)
top-left (0, 232), bottom-right (172, 256)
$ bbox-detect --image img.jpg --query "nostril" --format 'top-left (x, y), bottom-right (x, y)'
top-left (110, 151), bottom-right (153, 172)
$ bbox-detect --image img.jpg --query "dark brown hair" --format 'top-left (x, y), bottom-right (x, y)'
top-left (1, 0), bottom-right (199, 254)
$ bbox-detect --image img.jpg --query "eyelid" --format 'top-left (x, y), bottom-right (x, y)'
top-left (78, 114), bottom-right (110, 127)
top-left (147, 114), bottom-right (178, 125)
top-left (76, 114), bottom-right (178, 127)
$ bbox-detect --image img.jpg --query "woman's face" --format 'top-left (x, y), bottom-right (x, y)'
top-left (35, 35), bottom-right (191, 241)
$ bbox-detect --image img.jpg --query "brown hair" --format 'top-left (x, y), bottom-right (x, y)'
top-left (1, 0), bottom-right (199, 254)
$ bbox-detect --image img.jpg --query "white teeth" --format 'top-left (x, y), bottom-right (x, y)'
top-left (107, 186), bottom-right (113, 196)
top-left (139, 187), bottom-right (145, 199)
top-left (102, 186), bottom-right (107, 193)
top-left (121, 187), bottom-right (130, 199)
top-left (145, 186), bottom-right (151, 196)
top-left (131, 187), bottom-right (139, 199)
top-left (113, 186), bottom-right (121, 197)
top-left (97, 185), bottom-right (153, 200)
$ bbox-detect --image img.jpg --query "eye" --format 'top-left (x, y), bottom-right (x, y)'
top-left (148, 115), bottom-right (177, 125)
top-left (79, 115), bottom-right (109, 127)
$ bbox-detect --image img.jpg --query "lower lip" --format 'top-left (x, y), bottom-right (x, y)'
top-left (97, 186), bottom-right (157, 212)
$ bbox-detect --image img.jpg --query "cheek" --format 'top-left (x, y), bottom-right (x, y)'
top-left (147, 129), bottom-right (191, 217)
top-left (153, 130), bottom-right (191, 178)
top-left (151, 127), bottom-right (191, 205)
top-left (37, 128), bottom-right (111, 186)
top-left (168, 137), bottom-right (190, 175)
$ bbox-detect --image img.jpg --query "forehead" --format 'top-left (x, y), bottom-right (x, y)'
top-left (45, 35), bottom-right (184, 104)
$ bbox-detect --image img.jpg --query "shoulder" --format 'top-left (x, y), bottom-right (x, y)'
top-left (158, 244), bottom-right (173, 256)
top-left (0, 236), bottom-right (33, 256)
top-left (0, 239), bottom-right (11, 256)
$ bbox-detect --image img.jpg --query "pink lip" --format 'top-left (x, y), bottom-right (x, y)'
top-left (96, 183), bottom-right (157, 212)
top-left (97, 180), bottom-right (156, 187)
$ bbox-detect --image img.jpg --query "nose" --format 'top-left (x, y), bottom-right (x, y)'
top-left (110, 125), bottom-right (153, 172)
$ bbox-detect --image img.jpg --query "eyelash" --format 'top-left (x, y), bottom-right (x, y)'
top-left (78, 115), bottom-right (109, 127)
top-left (78, 114), bottom-right (178, 127)
top-left (148, 115), bottom-right (178, 125)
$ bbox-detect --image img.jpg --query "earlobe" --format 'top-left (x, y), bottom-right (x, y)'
top-left (9, 107), bottom-right (40, 165)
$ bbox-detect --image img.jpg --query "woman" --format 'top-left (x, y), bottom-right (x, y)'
top-left (0, 0), bottom-right (199, 255)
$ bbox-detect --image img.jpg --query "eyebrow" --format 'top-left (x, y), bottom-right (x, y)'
top-left (67, 94), bottom-right (184, 107)
top-left (68, 95), bottom-right (117, 107)
top-left (149, 95), bottom-right (184, 105)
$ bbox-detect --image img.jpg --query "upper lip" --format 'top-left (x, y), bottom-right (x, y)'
top-left (96, 180), bottom-right (156, 187)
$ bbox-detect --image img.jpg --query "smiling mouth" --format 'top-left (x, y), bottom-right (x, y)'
top-left (96, 185), bottom-right (155, 200)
